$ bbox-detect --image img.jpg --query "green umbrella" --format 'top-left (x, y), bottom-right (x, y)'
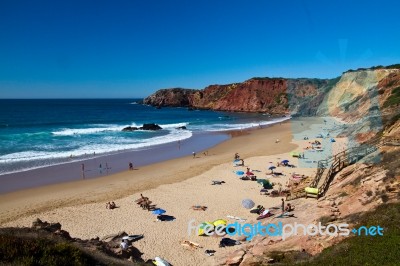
top-left (257, 179), bottom-right (269, 186)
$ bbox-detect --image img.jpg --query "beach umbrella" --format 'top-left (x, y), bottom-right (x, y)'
top-left (281, 159), bottom-right (289, 164)
top-left (235, 170), bottom-right (245, 176)
top-left (241, 199), bottom-right (255, 209)
top-left (257, 179), bottom-right (268, 186)
top-left (152, 208), bottom-right (166, 215)
top-left (198, 222), bottom-right (214, 236)
top-left (268, 166), bottom-right (276, 170)
top-left (213, 219), bottom-right (227, 227)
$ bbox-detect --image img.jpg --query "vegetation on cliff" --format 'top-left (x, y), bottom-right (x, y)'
top-left (267, 203), bottom-right (400, 265)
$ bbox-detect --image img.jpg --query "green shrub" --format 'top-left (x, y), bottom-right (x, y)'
top-left (0, 235), bottom-right (97, 266)
top-left (271, 203), bottom-right (400, 265)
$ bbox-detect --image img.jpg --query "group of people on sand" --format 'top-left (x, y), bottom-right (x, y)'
top-left (106, 201), bottom-right (116, 209)
top-left (234, 153), bottom-right (245, 166)
top-left (281, 198), bottom-right (295, 213)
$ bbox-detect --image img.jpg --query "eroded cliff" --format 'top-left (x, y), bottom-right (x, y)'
top-left (144, 78), bottom-right (334, 115)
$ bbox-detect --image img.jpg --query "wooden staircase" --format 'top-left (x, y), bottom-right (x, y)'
top-left (287, 135), bottom-right (399, 201)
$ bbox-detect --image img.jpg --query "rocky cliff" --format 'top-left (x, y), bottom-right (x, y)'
top-left (144, 66), bottom-right (400, 119)
top-left (143, 78), bottom-right (334, 115)
top-left (316, 68), bottom-right (400, 140)
top-left (143, 88), bottom-right (197, 107)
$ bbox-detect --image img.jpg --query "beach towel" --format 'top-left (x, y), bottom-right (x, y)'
top-left (276, 212), bottom-right (295, 218)
top-left (305, 187), bottom-right (318, 195)
top-left (153, 257), bottom-right (171, 266)
top-left (122, 234), bottom-right (143, 242)
top-left (213, 219), bottom-right (227, 228)
top-left (219, 238), bottom-right (240, 247)
top-left (257, 210), bottom-right (273, 220)
top-left (227, 215), bottom-right (246, 222)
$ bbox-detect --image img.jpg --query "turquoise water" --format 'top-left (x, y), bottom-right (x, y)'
top-left (0, 99), bottom-right (288, 175)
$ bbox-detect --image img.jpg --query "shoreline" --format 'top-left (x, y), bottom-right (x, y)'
top-left (0, 131), bottom-right (230, 194)
top-left (0, 121), bottom-right (296, 224)
top-left (0, 117), bottom-right (290, 194)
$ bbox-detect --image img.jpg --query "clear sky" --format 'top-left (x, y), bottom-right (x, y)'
top-left (0, 0), bottom-right (399, 98)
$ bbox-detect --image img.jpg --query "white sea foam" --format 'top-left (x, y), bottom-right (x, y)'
top-left (51, 122), bottom-right (189, 136)
top-left (0, 129), bottom-right (192, 165)
top-left (194, 117), bottom-right (290, 132)
top-left (158, 122), bottom-right (188, 129)
top-left (52, 125), bottom-right (129, 136)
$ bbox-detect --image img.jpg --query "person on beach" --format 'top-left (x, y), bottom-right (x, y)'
top-left (129, 162), bottom-right (133, 170)
top-left (192, 152), bottom-right (196, 158)
top-left (99, 164), bottom-right (102, 174)
top-left (285, 203), bottom-right (294, 212)
top-left (81, 163), bottom-right (85, 179)
top-left (120, 240), bottom-right (128, 250)
top-left (281, 198), bottom-right (285, 213)
top-left (234, 153), bottom-right (240, 160)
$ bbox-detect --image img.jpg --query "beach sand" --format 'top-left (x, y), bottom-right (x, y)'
top-left (1, 121), bottom-right (341, 265)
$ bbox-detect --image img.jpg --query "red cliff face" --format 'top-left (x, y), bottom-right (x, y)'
top-left (189, 79), bottom-right (288, 113)
top-left (143, 77), bottom-right (332, 114)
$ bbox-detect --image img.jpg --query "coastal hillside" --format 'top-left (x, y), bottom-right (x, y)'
top-left (316, 67), bottom-right (400, 141)
top-left (143, 65), bottom-right (400, 119)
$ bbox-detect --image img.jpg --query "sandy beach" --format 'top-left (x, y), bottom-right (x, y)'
top-left (0, 120), bottom-right (345, 265)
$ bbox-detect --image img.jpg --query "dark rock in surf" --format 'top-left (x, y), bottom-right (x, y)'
top-left (122, 126), bottom-right (139, 131)
top-left (140, 123), bottom-right (162, 130)
top-left (123, 124), bottom-right (162, 131)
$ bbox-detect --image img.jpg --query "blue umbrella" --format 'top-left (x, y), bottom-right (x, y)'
top-left (242, 199), bottom-right (255, 209)
top-left (152, 208), bottom-right (166, 215)
top-left (268, 166), bottom-right (276, 170)
top-left (281, 160), bottom-right (289, 163)
top-left (235, 171), bottom-right (245, 176)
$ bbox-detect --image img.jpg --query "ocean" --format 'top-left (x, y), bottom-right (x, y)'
top-left (0, 99), bottom-right (288, 177)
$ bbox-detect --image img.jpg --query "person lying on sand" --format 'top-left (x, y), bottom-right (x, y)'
top-left (211, 180), bottom-right (225, 185)
top-left (191, 205), bottom-right (207, 211)
top-left (180, 240), bottom-right (202, 249)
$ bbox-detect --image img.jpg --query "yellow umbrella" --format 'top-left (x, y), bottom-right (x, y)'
top-left (198, 222), bottom-right (214, 236)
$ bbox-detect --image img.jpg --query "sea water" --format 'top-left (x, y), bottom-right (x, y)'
top-left (0, 99), bottom-right (288, 176)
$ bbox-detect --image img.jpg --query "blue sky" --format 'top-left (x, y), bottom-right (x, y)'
top-left (0, 0), bottom-right (399, 98)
